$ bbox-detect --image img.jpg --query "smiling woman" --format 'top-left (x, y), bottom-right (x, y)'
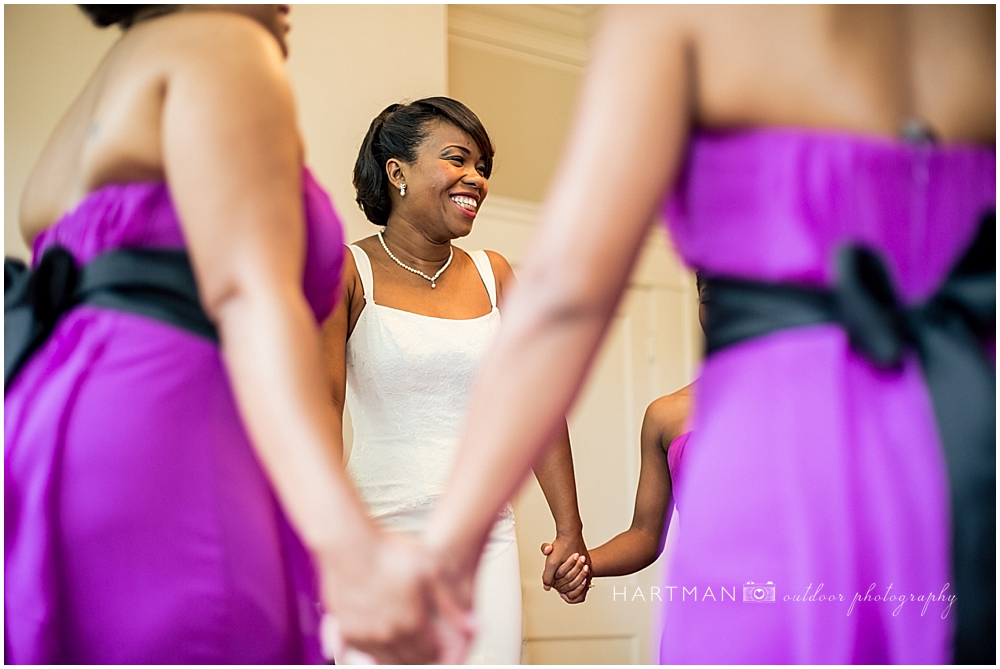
top-left (320, 97), bottom-right (591, 663)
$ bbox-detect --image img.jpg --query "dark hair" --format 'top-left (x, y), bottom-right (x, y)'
top-left (695, 271), bottom-right (708, 303)
top-left (353, 97), bottom-right (495, 226)
top-left (78, 5), bottom-right (170, 29)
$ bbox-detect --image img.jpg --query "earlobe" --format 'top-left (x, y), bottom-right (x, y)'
top-left (385, 159), bottom-right (405, 192)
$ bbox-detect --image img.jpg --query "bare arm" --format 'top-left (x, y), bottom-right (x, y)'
top-left (424, 6), bottom-right (693, 607)
top-left (532, 424), bottom-right (590, 592)
top-left (485, 250), bottom-right (591, 594)
top-left (161, 15), bottom-right (446, 663)
top-left (589, 400), bottom-right (675, 577)
top-left (320, 249), bottom-right (359, 462)
top-left (543, 396), bottom-right (679, 602)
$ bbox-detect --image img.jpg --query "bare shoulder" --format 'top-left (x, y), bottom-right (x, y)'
top-left (643, 385), bottom-right (693, 450)
top-left (483, 249), bottom-right (515, 303)
top-left (483, 250), bottom-right (514, 282)
top-left (135, 10), bottom-right (284, 67)
top-left (602, 4), bottom-right (699, 34)
top-left (20, 10), bottom-right (288, 240)
top-left (351, 235), bottom-right (383, 260)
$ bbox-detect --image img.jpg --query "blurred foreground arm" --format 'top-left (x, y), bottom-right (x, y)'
top-left (424, 5), bottom-right (694, 608)
top-left (162, 15), bottom-right (456, 663)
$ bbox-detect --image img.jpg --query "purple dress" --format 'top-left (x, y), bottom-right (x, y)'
top-left (666, 431), bottom-right (690, 506)
top-left (657, 129), bottom-right (995, 663)
top-left (5, 170), bottom-right (345, 663)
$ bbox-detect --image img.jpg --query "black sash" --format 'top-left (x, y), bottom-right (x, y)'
top-left (4, 245), bottom-right (218, 390)
top-left (703, 211), bottom-right (995, 664)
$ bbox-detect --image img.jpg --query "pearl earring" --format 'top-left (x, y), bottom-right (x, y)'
top-left (399, 183), bottom-right (407, 197)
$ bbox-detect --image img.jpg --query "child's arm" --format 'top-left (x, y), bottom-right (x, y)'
top-left (542, 396), bottom-right (680, 602)
top-left (588, 397), bottom-right (674, 577)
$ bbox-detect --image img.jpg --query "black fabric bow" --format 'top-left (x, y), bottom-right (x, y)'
top-left (704, 211), bottom-right (995, 664)
top-left (4, 245), bottom-right (218, 390)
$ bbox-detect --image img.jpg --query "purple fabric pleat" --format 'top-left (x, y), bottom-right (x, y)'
top-left (5, 169), bottom-right (344, 663)
top-left (657, 128), bottom-right (994, 663)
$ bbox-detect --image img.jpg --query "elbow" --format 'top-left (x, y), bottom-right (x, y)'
top-left (513, 258), bottom-right (621, 334)
top-left (198, 263), bottom-right (300, 328)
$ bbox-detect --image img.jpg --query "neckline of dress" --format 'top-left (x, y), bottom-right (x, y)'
top-left (363, 301), bottom-right (498, 323)
top-left (692, 125), bottom-right (994, 152)
top-left (38, 166), bottom-right (321, 248)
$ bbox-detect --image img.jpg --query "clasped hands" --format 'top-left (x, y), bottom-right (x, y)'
top-left (318, 528), bottom-right (590, 664)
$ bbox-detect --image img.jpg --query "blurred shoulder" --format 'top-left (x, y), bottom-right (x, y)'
top-left (127, 10), bottom-right (284, 72)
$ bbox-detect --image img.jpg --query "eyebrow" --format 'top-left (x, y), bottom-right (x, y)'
top-left (440, 145), bottom-right (471, 155)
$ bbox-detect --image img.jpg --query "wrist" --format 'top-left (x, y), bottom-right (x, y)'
top-left (305, 504), bottom-right (377, 566)
top-left (554, 521), bottom-right (584, 538)
top-left (424, 509), bottom-right (491, 584)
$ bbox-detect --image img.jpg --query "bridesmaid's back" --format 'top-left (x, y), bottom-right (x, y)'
top-left (674, 5), bottom-right (994, 143)
top-left (19, 8), bottom-right (290, 245)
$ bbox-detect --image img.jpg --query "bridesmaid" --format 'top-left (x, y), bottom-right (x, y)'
top-left (5, 5), bottom-right (453, 663)
top-left (424, 5), bottom-right (994, 664)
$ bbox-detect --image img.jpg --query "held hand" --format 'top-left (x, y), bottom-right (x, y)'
top-left (317, 529), bottom-right (462, 664)
top-left (540, 533), bottom-right (592, 603)
top-left (540, 544), bottom-right (590, 603)
top-left (422, 533), bottom-right (482, 664)
top-left (430, 571), bottom-right (478, 665)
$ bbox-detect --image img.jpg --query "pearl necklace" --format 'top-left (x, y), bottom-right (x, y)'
top-left (377, 230), bottom-right (453, 289)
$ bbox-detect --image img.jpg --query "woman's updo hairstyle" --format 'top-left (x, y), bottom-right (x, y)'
top-left (354, 97), bottom-right (495, 227)
top-left (78, 5), bottom-right (169, 29)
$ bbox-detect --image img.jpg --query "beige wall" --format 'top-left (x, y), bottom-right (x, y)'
top-left (449, 41), bottom-right (581, 202)
top-left (4, 5), bottom-right (118, 260)
top-left (286, 4), bottom-right (447, 244)
top-left (3, 4), bottom-right (447, 260)
top-left (448, 4), bottom-right (598, 203)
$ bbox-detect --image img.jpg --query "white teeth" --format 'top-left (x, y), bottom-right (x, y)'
top-left (451, 195), bottom-right (478, 210)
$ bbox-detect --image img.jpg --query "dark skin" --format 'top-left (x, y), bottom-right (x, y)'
top-left (320, 119), bottom-right (590, 599)
top-left (544, 283), bottom-right (708, 602)
top-left (544, 384), bottom-right (693, 602)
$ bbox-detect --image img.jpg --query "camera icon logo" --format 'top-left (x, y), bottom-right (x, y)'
top-left (743, 581), bottom-right (776, 603)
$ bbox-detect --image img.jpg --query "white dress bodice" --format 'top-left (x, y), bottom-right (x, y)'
top-left (345, 244), bottom-right (503, 519)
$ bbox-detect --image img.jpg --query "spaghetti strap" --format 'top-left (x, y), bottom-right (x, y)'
top-left (349, 245), bottom-right (376, 305)
top-left (468, 250), bottom-right (497, 309)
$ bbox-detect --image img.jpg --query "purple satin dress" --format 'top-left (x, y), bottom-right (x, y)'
top-left (5, 169), bottom-right (345, 663)
top-left (657, 129), bottom-right (995, 663)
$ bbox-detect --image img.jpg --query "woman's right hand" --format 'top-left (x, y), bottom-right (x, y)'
top-left (318, 528), bottom-right (475, 664)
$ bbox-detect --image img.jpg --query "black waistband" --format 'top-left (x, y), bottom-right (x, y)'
top-left (702, 210), bottom-right (995, 664)
top-left (4, 245), bottom-right (218, 390)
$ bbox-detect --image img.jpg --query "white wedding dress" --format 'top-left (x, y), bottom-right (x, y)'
top-left (344, 244), bottom-right (522, 664)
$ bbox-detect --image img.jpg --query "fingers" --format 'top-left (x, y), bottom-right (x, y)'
top-left (434, 610), bottom-right (475, 665)
top-left (541, 547), bottom-right (564, 589)
top-left (542, 541), bottom-right (555, 592)
top-left (348, 609), bottom-right (441, 665)
top-left (560, 561), bottom-right (589, 592)
top-left (552, 554), bottom-right (585, 590)
top-left (554, 553), bottom-right (581, 581)
top-left (560, 575), bottom-right (590, 603)
top-left (325, 533), bottom-right (446, 664)
top-left (432, 577), bottom-right (477, 665)
top-left (319, 614), bottom-right (344, 662)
